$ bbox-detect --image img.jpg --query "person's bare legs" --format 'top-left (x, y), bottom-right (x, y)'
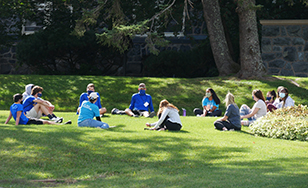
top-left (99, 107), bottom-right (107, 115)
top-left (42, 120), bottom-right (56, 124)
top-left (32, 104), bottom-right (51, 117)
top-left (125, 108), bottom-right (135, 116)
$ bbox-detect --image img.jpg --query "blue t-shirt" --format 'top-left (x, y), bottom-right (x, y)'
top-left (129, 92), bottom-right (154, 112)
top-left (10, 103), bottom-right (29, 125)
top-left (202, 97), bottom-right (219, 111)
top-left (77, 101), bottom-right (100, 123)
top-left (78, 93), bottom-right (102, 109)
top-left (225, 104), bottom-right (241, 128)
top-left (23, 95), bottom-right (39, 113)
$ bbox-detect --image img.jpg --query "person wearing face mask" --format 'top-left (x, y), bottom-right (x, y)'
top-left (77, 83), bottom-right (107, 116)
top-left (193, 88), bottom-right (222, 117)
top-left (239, 89), bottom-right (267, 126)
top-left (111, 83), bottom-right (155, 117)
top-left (23, 86), bottom-right (63, 123)
top-left (265, 90), bottom-right (277, 112)
top-left (272, 87), bottom-right (294, 109)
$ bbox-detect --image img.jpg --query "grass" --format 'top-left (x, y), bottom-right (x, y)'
top-left (1, 75), bottom-right (308, 187)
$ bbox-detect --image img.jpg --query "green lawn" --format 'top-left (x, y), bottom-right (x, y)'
top-left (0, 75), bottom-right (308, 187)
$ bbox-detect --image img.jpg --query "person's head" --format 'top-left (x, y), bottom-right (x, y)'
top-left (157, 99), bottom-right (179, 116)
top-left (138, 83), bottom-right (146, 95)
top-left (13, 93), bottom-right (23, 103)
top-left (252, 89), bottom-right (265, 102)
top-left (205, 88), bottom-right (220, 105)
top-left (279, 87), bottom-right (289, 100)
top-left (88, 92), bottom-right (99, 103)
top-left (266, 90), bottom-right (276, 102)
top-left (25, 84), bottom-right (34, 95)
top-left (31, 86), bottom-right (43, 97)
top-left (277, 86), bottom-right (284, 97)
top-left (224, 92), bottom-right (235, 107)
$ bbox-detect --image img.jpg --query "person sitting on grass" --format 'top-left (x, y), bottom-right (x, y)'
top-left (145, 99), bottom-right (182, 131)
top-left (265, 90), bottom-right (277, 112)
top-left (193, 88), bottom-right (222, 117)
top-left (78, 92), bottom-right (111, 129)
top-left (23, 86), bottom-right (63, 123)
top-left (214, 92), bottom-right (241, 131)
top-left (5, 93), bottom-right (57, 125)
top-left (272, 87), bottom-right (294, 109)
top-left (22, 83), bottom-right (55, 114)
top-left (77, 83), bottom-right (107, 116)
top-left (240, 89), bottom-right (267, 126)
top-left (111, 83), bottom-right (155, 118)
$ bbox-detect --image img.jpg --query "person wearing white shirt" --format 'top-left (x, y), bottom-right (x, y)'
top-left (240, 89), bottom-right (267, 126)
top-left (272, 87), bottom-right (294, 109)
top-left (146, 99), bottom-right (182, 131)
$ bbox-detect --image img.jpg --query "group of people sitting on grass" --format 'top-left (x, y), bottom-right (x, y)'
top-left (4, 82), bottom-right (294, 132)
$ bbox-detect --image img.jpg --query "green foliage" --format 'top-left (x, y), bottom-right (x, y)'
top-left (143, 39), bottom-right (218, 78)
top-left (250, 105), bottom-right (308, 141)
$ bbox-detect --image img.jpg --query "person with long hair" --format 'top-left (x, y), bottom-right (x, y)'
top-left (214, 92), bottom-right (241, 131)
top-left (272, 87), bottom-right (294, 109)
top-left (266, 90), bottom-right (277, 112)
top-left (240, 89), bottom-right (267, 126)
top-left (146, 99), bottom-right (182, 131)
top-left (193, 88), bottom-right (222, 117)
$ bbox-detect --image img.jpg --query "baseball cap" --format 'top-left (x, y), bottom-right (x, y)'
top-left (139, 83), bottom-right (146, 89)
top-left (89, 92), bottom-right (99, 100)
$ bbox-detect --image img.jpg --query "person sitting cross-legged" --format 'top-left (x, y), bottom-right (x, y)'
top-left (23, 86), bottom-right (63, 123)
top-left (5, 93), bottom-right (57, 125)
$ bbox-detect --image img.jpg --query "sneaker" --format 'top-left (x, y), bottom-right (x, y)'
top-left (63, 120), bottom-right (72, 124)
top-left (51, 117), bottom-right (63, 123)
top-left (111, 108), bottom-right (119, 114)
top-left (148, 111), bottom-right (155, 118)
top-left (132, 114), bottom-right (139, 117)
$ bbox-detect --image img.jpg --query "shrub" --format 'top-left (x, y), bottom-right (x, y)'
top-left (250, 105), bottom-right (308, 141)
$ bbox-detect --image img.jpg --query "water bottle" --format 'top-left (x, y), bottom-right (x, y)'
top-left (182, 108), bottom-right (186, 116)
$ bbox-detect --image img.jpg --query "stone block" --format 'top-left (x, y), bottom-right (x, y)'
top-left (268, 68), bottom-right (280, 74)
top-left (276, 53), bottom-right (282, 58)
top-left (286, 25), bottom-right (302, 37)
top-left (283, 47), bottom-right (297, 62)
top-left (268, 59), bottom-right (286, 68)
top-left (298, 46), bottom-right (302, 52)
top-left (295, 73), bottom-right (308, 77)
top-left (0, 63), bottom-right (12, 74)
top-left (304, 42), bottom-right (308, 51)
top-left (0, 48), bottom-right (10, 54)
top-left (305, 52), bottom-right (308, 61)
top-left (9, 60), bottom-right (16, 64)
top-left (262, 26), bottom-right (280, 37)
top-left (292, 38), bottom-right (305, 45)
top-left (262, 53), bottom-right (276, 61)
top-left (273, 38), bottom-right (290, 46)
top-left (281, 26), bottom-right (287, 36)
top-left (0, 59), bottom-right (8, 64)
top-left (285, 62), bottom-right (292, 70)
top-left (280, 69), bottom-right (294, 76)
top-left (298, 52), bottom-right (304, 61)
top-left (273, 46), bottom-right (282, 52)
top-left (293, 62), bottom-right (308, 72)
top-left (303, 26), bottom-right (308, 41)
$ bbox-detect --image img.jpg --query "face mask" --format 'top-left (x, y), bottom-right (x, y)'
top-left (205, 93), bottom-right (211, 98)
top-left (266, 97), bottom-right (272, 101)
top-left (139, 90), bottom-right (146, 95)
top-left (87, 90), bottom-right (94, 95)
top-left (279, 93), bottom-right (286, 98)
top-left (37, 93), bottom-right (42, 97)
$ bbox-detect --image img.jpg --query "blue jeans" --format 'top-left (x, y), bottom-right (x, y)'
top-left (240, 104), bottom-right (256, 125)
top-left (78, 119), bottom-right (109, 129)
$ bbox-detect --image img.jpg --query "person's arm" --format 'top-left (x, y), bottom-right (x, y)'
top-left (241, 107), bottom-right (259, 119)
top-left (151, 108), bottom-right (170, 129)
top-left (218, 115), bottom-right (228, 121)
top-left (209, 106), bottom-right (217, 112)
top-left (4, 111), bottom-right (12, 124)
top-left (128, 95), bottom-right (135, 110)
top-left (33, 98), bottom-right (50, 108)
top-left (15, 111), bottom-right (22, 125)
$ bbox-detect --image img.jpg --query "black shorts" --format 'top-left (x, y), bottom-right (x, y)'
top-left (27, 118), bottom-right (44, 125)
top-left (132, 110), bottom-right (146, 115)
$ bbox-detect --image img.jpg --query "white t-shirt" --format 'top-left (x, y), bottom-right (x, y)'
top-left (252, 99), bottom-right (267, 119)
top-left (273, 96), bottom-right (294, 109)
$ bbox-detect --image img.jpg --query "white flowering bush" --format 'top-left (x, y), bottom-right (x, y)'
top-left (250, 105), bottom-right (308, 141)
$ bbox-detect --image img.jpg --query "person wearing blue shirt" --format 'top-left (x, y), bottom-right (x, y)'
top-left (214, 93), bottom-right (241, 131)
top-left (77, 92), bottom-right (110, 129)
top-left (23, 86), bottom-right (63, 123)
top-left (5, 93), bottom-right (56, 125)
top-left (193, 88), bottom-right (222, 117)
top-left (77, 83), bottom-right (107, 116)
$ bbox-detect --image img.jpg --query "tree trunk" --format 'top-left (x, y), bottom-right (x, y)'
top-left (236, 0), bottom-right (266, 78)
top-left (201, 0), bottom-right (240, 76)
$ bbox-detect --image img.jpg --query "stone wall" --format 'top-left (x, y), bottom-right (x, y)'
top-left (261, 20), bottom-right (308, 77)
